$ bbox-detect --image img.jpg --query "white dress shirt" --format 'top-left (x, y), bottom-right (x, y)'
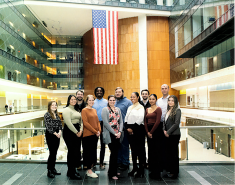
top-left (125, 102), bottom-right (144, 125)
top-left (156, 95), bottom-right (170, 122)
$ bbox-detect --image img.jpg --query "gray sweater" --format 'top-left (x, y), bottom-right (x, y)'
top-left (101, 107), bottom-right (123, 144)
top-left (163, 109), bottom-right (181, 135)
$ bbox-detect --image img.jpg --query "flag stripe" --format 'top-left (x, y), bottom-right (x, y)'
top-left (101, 28), bottom-right (103, 64)
top-left (109, 11), bottom-right (111, 65)
top-left (112, 11), bottom-right (115, 65)
top-left (116, 11), bottom-right (118, 65)
top-left (93, 10), bottom-right (118, 64)
top-left (106, 11), bottom-right (109, 64)
top-left (103, 28), bottom-right (106, 64)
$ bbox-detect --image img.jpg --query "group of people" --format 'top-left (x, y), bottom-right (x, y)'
top-left (44, 84), bottom-right (181, 180)
top-left (5, 104), bottom-right (13, 114)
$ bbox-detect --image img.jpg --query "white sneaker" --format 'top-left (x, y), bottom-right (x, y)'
top-left (86, 171), bottom-right (98, 178)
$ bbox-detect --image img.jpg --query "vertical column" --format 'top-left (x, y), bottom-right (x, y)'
top-left (138, 15), bottom-right (148, 91)
top-left (40, 95), bottom-right (42, 108)
top-left (157, 0), bottom-right (163, 5)
top-left (175, 26), bottom-right (179, 58)
top-left (166, 0), bottom-right (173, 6)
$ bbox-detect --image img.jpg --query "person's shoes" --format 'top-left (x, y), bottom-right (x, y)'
top-left (91, 165), bottom-right (96, 170)
top-left (47, 170), bottom-right (55, 178)
top-left (167, 174), bottom-right (178, 179)
top-left (110, 176), bottom-right (118, 180)
top-left (118, 164), bottom-right (129, 171)
top-left (70, 173), bottom-right (82, 180)
top-left (128, 168), bottom-right (138, 176)
top-left (100, 164), bottom-right (105, 170)
top-left (86, 171), bottom-right (98, 178)
top-left (52, 169), bottom-right (61, 175)
top-left (76, 166), bottom-right (82, 170)
top-left (83, 165), bottom-right (87, 170)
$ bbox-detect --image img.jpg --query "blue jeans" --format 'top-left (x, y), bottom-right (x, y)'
top-left (117, 130), bottom-right (129, 165)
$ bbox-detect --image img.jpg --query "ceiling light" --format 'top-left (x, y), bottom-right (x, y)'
top-left (22, 14), bottom-right (26, 17)
top-left (9, 22), bottom-right (13, 27)
top-left (195, 64), bottom-right (199, 67)
top-left (10, 45), bottom-right (14, 49)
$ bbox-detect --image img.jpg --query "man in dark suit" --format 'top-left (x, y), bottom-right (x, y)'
top-left (140, 89), bottom-right (150, 169)
top-left (140, 89), bottom-right (151, 110)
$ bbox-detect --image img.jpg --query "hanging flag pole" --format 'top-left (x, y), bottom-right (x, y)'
top-left (92, 10), bottom-right (118, 65)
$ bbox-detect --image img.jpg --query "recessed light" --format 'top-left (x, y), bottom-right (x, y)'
top-left (9, 22), bottom-right (13, 27)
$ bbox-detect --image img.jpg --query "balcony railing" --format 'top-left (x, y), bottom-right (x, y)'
top-left (0, 126), bottom-right (234, 162)
top-left (0, 106), bottom-right (48, 116)
top-left (180, 102), bottom-right (235, 112)
top-left (31, 0), bottom-right (173, 10)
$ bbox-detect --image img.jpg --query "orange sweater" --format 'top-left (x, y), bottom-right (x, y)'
top-left (82, 108), bottom-right (101, 137)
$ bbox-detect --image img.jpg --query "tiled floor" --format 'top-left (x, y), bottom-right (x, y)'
top-left (0, 163), bottom-right (234, 185)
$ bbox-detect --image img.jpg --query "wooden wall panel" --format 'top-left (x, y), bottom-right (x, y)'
top-left (83, 17), bottom-right (140, 99)
top-left (180, 140), bottom-right (187, 160)
top-left (17, 135), bottom-right (44, 155)
top-left (147, 17), bottom-right (179, 98)
top-left (231, 139), bottom-right (234, 159)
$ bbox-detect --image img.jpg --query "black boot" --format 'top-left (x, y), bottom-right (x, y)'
top-left (52, 169), bottom-right (61, 175)
top-left (70, 173), bottom-right (82, 180)
top-left (128, 168), bottom-right (138, 176)
top-left (47, 170), bottom-right (55, 178)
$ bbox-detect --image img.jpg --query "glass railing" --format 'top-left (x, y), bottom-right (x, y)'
top-left (181, 102), bottom-right (235, 112)
top-left (31, 0), bottom-right (173, 10)
top-left (0, 106), bottom-right (48, 116)
top-left (0, 126), bottom-right (234, 162)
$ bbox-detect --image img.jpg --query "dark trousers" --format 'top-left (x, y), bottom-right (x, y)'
top-left (165, 135), bottom-right (180, 175)
top-left (128, 124), bottom-right (146, 170)
top-left (117, 129), bottom-right (129, 165)
top-left (147, 124), bottom-right (164, 173)
top-left (63, 124), bottom-right (82, 175)
top-left (83, 134), bottom-right (98, 169)
top-left (45, 130), bottom-right (60, 170)
top-left (108, 133), bottom-right (120, 177)
top-left (99, 121), bottom-right (105, 165)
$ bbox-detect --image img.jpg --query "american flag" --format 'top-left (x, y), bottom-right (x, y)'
top-left (92, 10), bottom-right (118, 65)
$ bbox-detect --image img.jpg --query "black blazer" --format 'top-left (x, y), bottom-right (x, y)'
top-left (75, 100), bottom-right (86, 112)
top-left (163, 109), bottom-right (181, 135)
top-left (140, 100), bottom-right (151, 110)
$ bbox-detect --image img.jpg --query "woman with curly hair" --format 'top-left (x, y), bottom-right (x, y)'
top-left (163, 95), bottom-right (181, 179)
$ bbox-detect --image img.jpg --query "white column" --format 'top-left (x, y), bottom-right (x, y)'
top-left (138, 15), bottom-right (148, 91)
top-left (157, 0), bottom-right (163, 5)
top-left (175, 26), bottom-right (179, 58)
top-left (166, 0), bottom-right (173, 6)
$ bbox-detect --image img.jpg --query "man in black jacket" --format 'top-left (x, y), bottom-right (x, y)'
top-left (75, 90), bottom-right (86, 170)
top-left (75, 90), bottom-right (86, 112)
top-left (139, 89), bottom-right (150, 169)
top-left (140, 89), bottom-right (151, 110)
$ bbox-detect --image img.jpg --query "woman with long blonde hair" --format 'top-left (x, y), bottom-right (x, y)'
top-left (44, 101), bottom-right (62, 178)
